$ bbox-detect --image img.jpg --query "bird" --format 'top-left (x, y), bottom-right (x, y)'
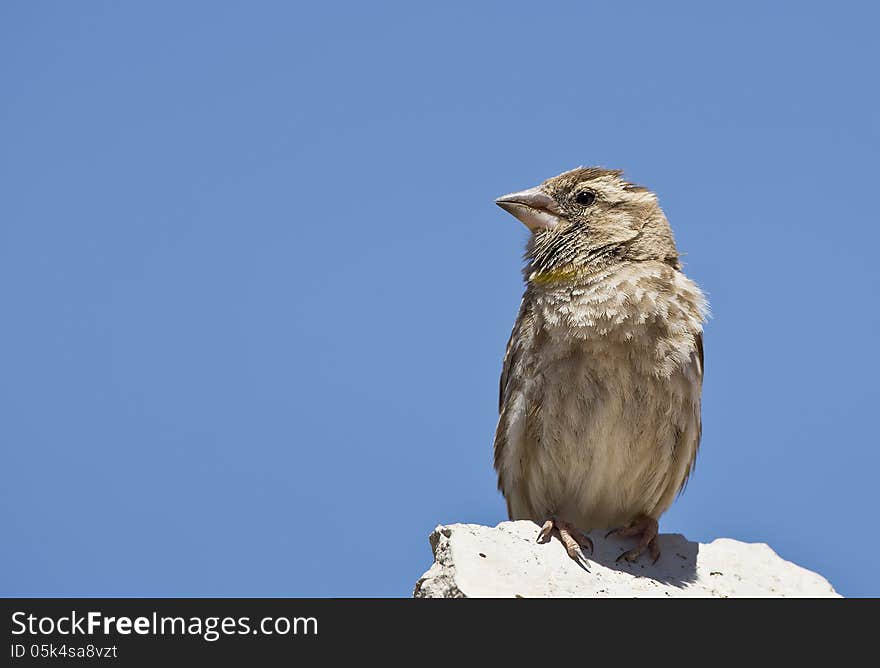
top-left (493, 166), bottom-right (707, 567)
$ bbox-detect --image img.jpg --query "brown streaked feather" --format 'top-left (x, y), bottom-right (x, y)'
top-left (498, 297), bottom-right (526, 414)
top-left (676, 331), bottom-right (704, 497)
top-left (494, 299), bottom-right (524, 493)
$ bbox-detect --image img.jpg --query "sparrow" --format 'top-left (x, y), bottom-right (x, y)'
top-left (493, 167), bottom-right (707, 566)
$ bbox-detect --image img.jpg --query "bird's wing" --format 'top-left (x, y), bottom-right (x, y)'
top-left (675, 331), bottom-right (704, 496)
top-left (494, 297), bottom-right (534, 512)
top-left (498, 297), bottom-right (528, 415)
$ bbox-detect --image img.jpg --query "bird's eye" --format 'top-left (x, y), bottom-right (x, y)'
top-left (574, 190), bottom-right (596, 206)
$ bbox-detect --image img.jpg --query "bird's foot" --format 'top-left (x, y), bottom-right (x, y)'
top-left (537, 517), bottom-right (593, 569)
top-left (605, 515), bottom-right (661, 564)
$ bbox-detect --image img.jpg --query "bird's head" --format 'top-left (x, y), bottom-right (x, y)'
top-left (495, 167), bottom-right (680, 280)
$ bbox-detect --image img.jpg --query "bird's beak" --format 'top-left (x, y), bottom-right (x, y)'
top-left (495, 187), bottom-right (564, 231)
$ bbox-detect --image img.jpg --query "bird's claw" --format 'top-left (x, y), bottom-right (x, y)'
top-left (614, 537), bottom-right (661, 564)
top-left (536, 519), bottom-right (554, 544)
top-left (606, 515), bottom-right (661, 564)
top-left (567, 545), bottom-right (591, 571)
top-left (536, 518), bottom-right (592, 570)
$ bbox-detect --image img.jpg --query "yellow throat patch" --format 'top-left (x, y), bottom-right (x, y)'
top-left (527, 266), bottom-right (585, 285)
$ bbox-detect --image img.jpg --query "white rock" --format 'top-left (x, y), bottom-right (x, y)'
top-left (413, 521), bottom-right (839, 598)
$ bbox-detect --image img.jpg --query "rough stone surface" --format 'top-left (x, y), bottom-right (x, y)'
top-left (413, 521), bottom-right (839, 598)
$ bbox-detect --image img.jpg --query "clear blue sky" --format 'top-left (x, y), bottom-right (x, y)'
top-left (2, 2), bottom-right (877, 597)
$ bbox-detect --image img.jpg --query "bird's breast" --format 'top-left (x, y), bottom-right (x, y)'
top-left (499, 263), bottom-right (705, 529)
